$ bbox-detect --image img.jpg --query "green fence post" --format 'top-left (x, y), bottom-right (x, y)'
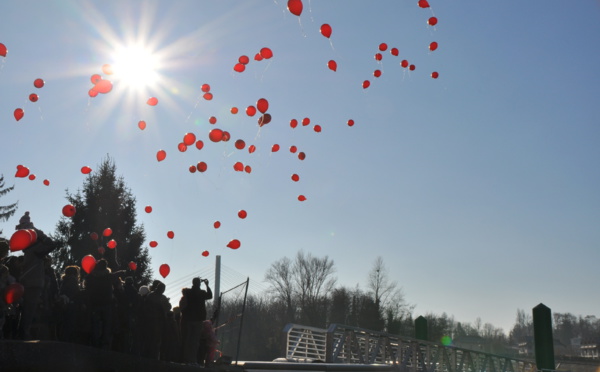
top-left (533, 303), bottom-right (555, 371)
top-left (415, 316), bottom-right (428, 341)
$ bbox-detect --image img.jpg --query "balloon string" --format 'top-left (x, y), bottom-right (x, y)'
top-left (185, 95), bottom-right (203, 123)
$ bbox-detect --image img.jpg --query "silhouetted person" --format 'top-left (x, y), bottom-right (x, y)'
top-left (57, 265), bottom-right (81, 342)
top-left (180, 277), bottom-right (212, 364)
top-left (142, 280), bottom-right (170, 359)
top-left (15, 212), bottom-right (57, 340)
top-left (85, 258), bottom-right (122, 349)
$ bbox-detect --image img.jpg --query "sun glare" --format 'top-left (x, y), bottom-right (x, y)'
top-left (111, 44), bottom-right (160, 90)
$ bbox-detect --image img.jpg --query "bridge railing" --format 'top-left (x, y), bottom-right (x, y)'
top-left (282, 323), bottom-right (538, 372)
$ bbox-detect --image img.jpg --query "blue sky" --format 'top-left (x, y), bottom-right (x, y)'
top-left (1, 1), bottom-right (598, 335)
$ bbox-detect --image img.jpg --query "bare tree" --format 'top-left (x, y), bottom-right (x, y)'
top-left (367, 256), bottom-right (412, 320)
top-left (264, 256), bottom-right (296, 321)
top-left (264, 250), bottom-right (336, 326)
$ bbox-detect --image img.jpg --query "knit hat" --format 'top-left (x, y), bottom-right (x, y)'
top-left (138, 285), bottom-right (150, 296)
top-left (16, 211), bottom-right (34, 230)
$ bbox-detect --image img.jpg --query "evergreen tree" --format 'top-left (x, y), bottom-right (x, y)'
top-left (0, 174), bottom-right (18, 236)
top-left (51, 156), bottom-right (152, 285)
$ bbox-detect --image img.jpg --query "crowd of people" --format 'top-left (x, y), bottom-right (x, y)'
top-left (0, 212), bottom-right (218, 366)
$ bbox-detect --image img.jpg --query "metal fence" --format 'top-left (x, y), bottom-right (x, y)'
top-left (282, 323), bottom-right (538, 372)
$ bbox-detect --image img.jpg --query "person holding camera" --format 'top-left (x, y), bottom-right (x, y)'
top-left (179, 277), bottom-right (212, 364)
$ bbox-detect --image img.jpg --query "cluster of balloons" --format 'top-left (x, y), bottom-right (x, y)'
top-left (88, 65), bottom-right (113, 97)
top-left (13, 78), bottom-right (45, 122)
top-left (233, 47), bottom-right (273, 73)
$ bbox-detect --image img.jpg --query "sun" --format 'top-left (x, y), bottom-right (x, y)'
top-left (111, 43), bottom-right (161, 91)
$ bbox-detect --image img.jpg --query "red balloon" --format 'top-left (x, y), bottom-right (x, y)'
top-left (90, 232), bottom-right (99, 240)
top-left (159, 264), bottom-right (170, 278)
top-left (390, 48), bottom-right (399, 56)
top-left (202, 250), bottom-right (209, 257)
top-left (401, 60), bottom-right (409, 68)
top-left (28, 174), bottom-right (36, 181)
top-left (258, 113), bottom-right (272, 127)
top-left (227, 239), bottom-right (241, 249)
top-left (88, 89), bottom-right (98, 98)
top-left (178, 143), bottom-right (187, 153)
top-left (167, 231), bottom-right (175, 239)
top-left (418, 0), bottom-right (430, 8)
top-left (147, 97), bottom-right (158, 106)
top-left (246, 105), bottom-right (257, 117)
top-left (4, 283), bottom-right (24, 304)
top-left (81, 255), bottom-right (96, 274)
top-left (81, 166), bottom-right (92, 174)
top-left (428, 17), bottom-right (438, 26)
top-left (149, 241), bottom-right (158, 248)
top-left (98, 246), bottom-right (105, 255)
top-left (248, 145), bottom-right (256, 153)
top-left (14, 108), bottom-right (24, 121)
top-left (362, 80), bottom-right (370, 89)
top-left (230, 107), bottom-right (239, 114)
top-left (238, 210), bottom-right (247, 219)
top-left (429, 41), bottom-right (438, 51)
top-left (431, 71), bottom-right (439, 79)
top-left (183, 132), bottom-right (197, 146)
top-left (287, 0), bottom-right (303, 16)
top-left (62, 204), bottom-right (76, 217)
top-left (197, 162), bottom-right (208, 172)
top-left (298, 195), bottom-right (307, 202)
top-left (195, 140), bottom-right (204, 150)
top-left (9, 230), bottom-right (32, 252)
top-left (156, 150), bottom-right (167, 162)
top-left (90, 74), bottom-right (101, 84)
top-left (103, 228), bottom-right (112, 237)
top-left (33, 78), bottom-right (45, 88)
top-left (233, 162), bottom-right (244, 172)
top-left (222, 131), bottom-right (231, 142)
top-left (0, 43), bottom-right (7, 57)
top-left (209, 129), bottom-right (223, 142)
top-left (28, 229), bottom-right (37, 244)
top-left (238, 55), bottom-right (249, 65)
top-left (43, 179), bottom-right (50, 186)
top-left (29, 93), bottom-right (39, 102)
top-left (244, 165), bottom-right (252, 174)
top-left (291, 174), bottom-right (300, 182)
top-left (209, 116), bottom-right (217, 124)
top-left (409, 64), bottom-right (416, 71)
top-left (347, 119), bottom-right (355, 127)
top-left (128, 261), bottom-right (137, 271)
top-left (15, 166), bottom-right (29, 178)
top-left (189, 165), bottom-right (197, 173)
top-left (256, 98), bottom-right (269, 114)
top-left (290, 119), bottom-right (298, 128)
top-left (107, 239), bottom-right (117, 249)
top-left (233, 63), bottom-right (246, 73)
top-left (93, 79), bottom-right (113, 94)
top-left (145, 206), bottom-right (152, 213)
top-left (213, 221), bottom-right (221, 229)
top-left (201, 83), bottom-right (210, 92)
top-left (289, 145), bottom-right (298, 153)
top-left (302, 117), bottom-right (310, 126)
top-left (272, 144), bottom-right (280, 152)
top-left (138, 120), bottom-right (146, 130)
top-left (373, 69), bottom-right (382, 78)
top-left (320, 24), bottom-right (332, 38)
top-left (235, 139), bottom-right (246, 150)
top-left (203, 92), bottom-right (213, 100)
top-left (298, 152), bottom-right (306, 160)
top-left (254, 53), bottom-right (263, 61)
top-left (379, 43), bottom-right (388, 52)
top-left (260, 47), bottom-right (273, 59)
top-left (328, 60), bottom-right (337, 72)
top-left (313, 125), bottom-right (322, 133)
